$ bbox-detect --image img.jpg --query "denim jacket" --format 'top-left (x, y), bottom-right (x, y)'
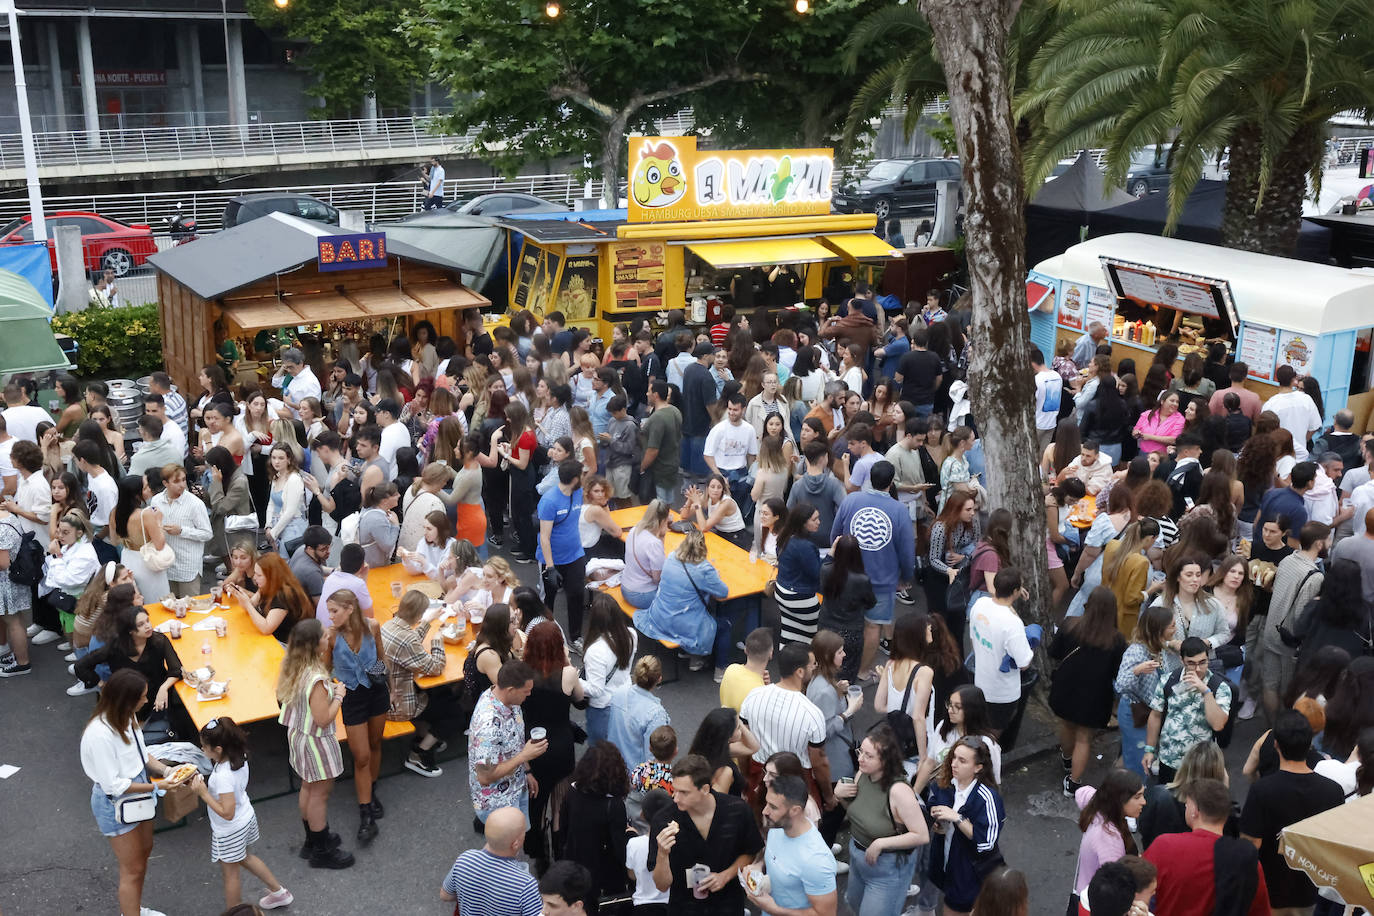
top-left (633, 556), bottom-right (729, 655)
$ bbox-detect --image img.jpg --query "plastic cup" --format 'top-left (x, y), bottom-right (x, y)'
top-left (391, 582), bottom-right (404, 598)
top-left (530, 727), bottom-right (547, 741)
top-left (210, 584), bottom-right (223, 604)
top-left (690, 865), bottom-right (711, 899)
top-left (168, 621), bottom-right (182, 639)
top-left (847, 685), bottom-right (863, 701)
top-left (214, 618), bottom-right (227, 637)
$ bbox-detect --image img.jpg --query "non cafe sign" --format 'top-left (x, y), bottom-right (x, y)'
top-left (627, 135), bottom-right (834, 222)
top-left (317, 232), bottom-right (387, 272)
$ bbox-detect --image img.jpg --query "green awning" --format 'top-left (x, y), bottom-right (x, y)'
top-left (0, 269), bottom-right (71, 376)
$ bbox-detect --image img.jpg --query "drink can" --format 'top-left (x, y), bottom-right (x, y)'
top-left (215, 618), bottom-right (227, 637)
top-left (530, 727), bottom-right (547, 741)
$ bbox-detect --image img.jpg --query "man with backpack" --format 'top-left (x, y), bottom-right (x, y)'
top-left (1143, 636), bottom-right (1233, 783)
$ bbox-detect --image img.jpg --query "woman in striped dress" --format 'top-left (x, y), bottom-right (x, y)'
top-left (275, 618), bottom-right (354, 870)
top-left (773, 503), bottom-right (823, 646)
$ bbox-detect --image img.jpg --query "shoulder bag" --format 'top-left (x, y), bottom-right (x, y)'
top-left (1276, 569), bottom-right (1321, 649)
top-left (115, 729), bottom-right (158, 825)
top-left (139, 510), bottom-right (177, 573)
top-left (885, 664), bottom-right (922, 759)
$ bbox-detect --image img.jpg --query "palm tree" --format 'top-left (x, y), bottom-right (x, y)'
top-left (1018, 0), bottom-right (1374, 256)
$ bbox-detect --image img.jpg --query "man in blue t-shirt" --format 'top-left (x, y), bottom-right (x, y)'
top-left (747, 774), bottom-right (837, 916)
top-left (538, 460), bottom-right (588, 648)
top-left (832, 460), bottom-right (915, 672)
top-left (1251, 461), bottom-right (1317, 552)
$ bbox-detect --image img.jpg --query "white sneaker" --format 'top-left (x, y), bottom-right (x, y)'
top-left (30, 630), bottom-right (60, 646)
top-left (834, 860), bottom-right (849, 875)
top-left (56, 641), bottom-right (72, 651)
top-left (26, 623), bottom-right (40, 638)
top-left (139, 908), bottom-right (169, 916)
top-left (67, 663), bottom-right (75, 676)
top-left (1238, 697), bottom-right (1258, 720)
top-left (64, 652), bottom-right (77, 662)
top-left (67, 680), bottom-right (98, 697)
top-left (831, 842), bottom-right (843, 855)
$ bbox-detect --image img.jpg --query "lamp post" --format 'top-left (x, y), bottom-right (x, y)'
top-left (1, 0), bottom-right (47, 242)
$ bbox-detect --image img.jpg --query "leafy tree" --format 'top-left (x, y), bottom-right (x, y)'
top-left (1018, 0), bottom-right (1374, 256)
top-left (687, 0), bottom-right (888, 151)
top-left (247, 0), bottom-right (426, 119)
top-left (411, 0), bottom-right (771, 206)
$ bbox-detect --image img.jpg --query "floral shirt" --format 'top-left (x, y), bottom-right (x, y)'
top-left (468, 688), bottom-right (526, 815)
top-left (1148, 673), bottom-right (1231, 768)
top-left (630, 760), bottom-right (674, 796)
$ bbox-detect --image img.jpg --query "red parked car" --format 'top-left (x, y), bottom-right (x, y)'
top-left (0, 211), bottom-right (158, 277)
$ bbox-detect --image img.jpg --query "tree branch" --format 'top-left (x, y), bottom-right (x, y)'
top-left (550, 68), bottom-right (765, 126)
top-left (548, 80), bottom-right (617, 122)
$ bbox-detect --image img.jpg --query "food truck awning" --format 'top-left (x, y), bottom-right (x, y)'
top-left (1032, 233), bottom-right (1374, 336)
top-left (821, 233), bottom-right (904, 261)
top-left (149, 212), bottom-right (481, 300)
top-left (1026, 279), bottom-right (1055, 312)
top-left (686, 237), bottom-right (841, 270)
top-left (0, 268), bottom-right (70, 376)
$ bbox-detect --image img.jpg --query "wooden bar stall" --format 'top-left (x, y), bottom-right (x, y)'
top-left (148, 212), bottom-right (488, 393)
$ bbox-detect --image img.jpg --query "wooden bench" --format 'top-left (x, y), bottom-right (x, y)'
top-left (335, 717), bottom-right (416, 744)
top-left (601, 584), bottom-right (682, 683)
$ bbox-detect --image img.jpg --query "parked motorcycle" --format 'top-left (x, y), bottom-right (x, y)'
top-left (166, 204), bottom-right (198, 245)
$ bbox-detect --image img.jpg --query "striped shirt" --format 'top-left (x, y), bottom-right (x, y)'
top-left (148, 490), bottom-right (213, 584)
top-left (739, 684), bottom-right (827, 766)
top-left (163, 389), bottom-right (189, 437)
top-left (442, 848), bottom-right (541, 916)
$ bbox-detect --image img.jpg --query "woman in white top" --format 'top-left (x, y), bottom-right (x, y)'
top-left (49, 507), bottom-right (108, 623)
top-left (579, 591), bottom-right (638, 746)
top-left (912, 684), bottom-right (1004, 794)
top-left (264, 444), bottom-right (306, 558)
top-left (621, 501), bottom-right (670, 609)
top-left (578, 475), bottom-right (624, 559)
top-left (838, 343), bottom-right (867, 395)
top-left (398, 463), bottom-right (454, 552)
top-left (683, 474), bottom-right (749, 549)
top-left (399, 510), bottom-right (457, 584)
top-left (80, 668), bottom-right (183, 916)
top-left (568, 406), bottom-right (598, 477)
top-left (744, 373), bottom-right (790, 442)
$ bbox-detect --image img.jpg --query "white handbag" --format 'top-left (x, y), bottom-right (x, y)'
top-left (114, 732), bottom-right (157, 825)
top-left (139, 512), bottom-right (176, 572)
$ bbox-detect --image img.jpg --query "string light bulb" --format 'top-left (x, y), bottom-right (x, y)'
top-left (545, 1), bottom-right (560, 17)
top-left (273, 0), bottom-right (289, 7)
top-left (795, 0), bottom-right (809, 12)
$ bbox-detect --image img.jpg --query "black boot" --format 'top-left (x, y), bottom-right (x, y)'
top-left (299, 820), bottom-right (315, 859)
top-left (369, 786), bottom-right (384, 819)
top-left (357, 804), bottom-right (378, 845)
top-left (308, 829), bottom-right (355, 869)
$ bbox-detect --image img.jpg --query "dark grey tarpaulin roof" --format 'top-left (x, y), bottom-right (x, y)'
top-left (148, 212), bottom-right (480, 300)
top-left (1030, 152), bottom-right (1136, 211)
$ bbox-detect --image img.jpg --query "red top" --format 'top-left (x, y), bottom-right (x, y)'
top-left (513, 428), bottom-right (537, 463)
top-left (1143, 829), bottom-right (1270, 916)
top-left (710, 323), bottom-right (731, 348)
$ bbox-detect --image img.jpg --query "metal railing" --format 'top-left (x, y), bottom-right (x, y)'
top-left (0, 109), bottom-right (700, 173)
top-left (0, 173), bottom-right (613, 231)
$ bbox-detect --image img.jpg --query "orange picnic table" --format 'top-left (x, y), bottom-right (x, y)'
top-left (145, 563), bottom-right (472, 731)
top-left (606, 506), bottom-right (774, 600)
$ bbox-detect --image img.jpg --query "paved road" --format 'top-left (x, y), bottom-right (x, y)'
top-left (0, 555), bottom-right (1270, 916)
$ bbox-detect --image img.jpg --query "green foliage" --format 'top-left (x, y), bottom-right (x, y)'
top-left (927, 112), bottom-right (958, 157)
top-left (247, 0), bottom-right (425, 118)
top-left (52, 304), bottom-right (163, 378)
top-left (1018, 0), bottom-right (1374, 240)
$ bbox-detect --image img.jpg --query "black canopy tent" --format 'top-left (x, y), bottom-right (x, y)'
top-left (1026, 152), bottom-right (1138, 267)
top-left (1086, 179), bottom-right (1333, 262)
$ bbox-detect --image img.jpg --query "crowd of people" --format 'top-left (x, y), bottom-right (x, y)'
top-left (6, 290), bottom-right (1374, 916)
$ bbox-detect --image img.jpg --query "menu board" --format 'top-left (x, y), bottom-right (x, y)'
top-left (511, 245), bottom-right (540, 311)
top-left (1113, 265), bottom-right (1220, 318)
top-left (1058, 282), bottom-right (1086, 331)
top-left (1277, 329), bottom-right (1316, 376)
top-left (555, 255), bottom-right (598, 321)
top-left (1085, 286), bottom-right (1116, 329)
top-left (527, 250), bottom-right (561, 319)
top-left (610, 241), bottom-right (666, 312)
top-left (1237, 323), bottom-right (1278, 382)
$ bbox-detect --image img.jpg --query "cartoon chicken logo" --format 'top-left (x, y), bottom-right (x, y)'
top-left (631, 141), bottom-right (687, 209)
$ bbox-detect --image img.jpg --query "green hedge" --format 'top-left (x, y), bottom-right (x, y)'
top-left (52, 303), bottom-right (163, 378)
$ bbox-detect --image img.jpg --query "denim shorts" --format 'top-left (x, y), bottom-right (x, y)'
top-left (91, 780), bottom-right (142, 838)
top-left (865, 587), bottom-right (896, 625)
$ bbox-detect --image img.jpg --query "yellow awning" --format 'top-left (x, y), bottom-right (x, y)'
top-left (822, 233), bottom-right (903, 261)
top-left (686, 237), bottom-right (840, 270)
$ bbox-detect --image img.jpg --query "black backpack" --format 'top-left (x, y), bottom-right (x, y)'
top-left (329, 475), bottom-right (361, 525)
top-left (1159, 668), bottom-right (1238, 749)
top-left (3, 521), bottom-right (44, 588)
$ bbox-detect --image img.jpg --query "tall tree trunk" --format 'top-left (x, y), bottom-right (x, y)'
top-left (920, 0), bottom-right (1052, 664)
top-left (601, 115), bottom-right (628, 209)
top-left (1220, 121), bottom-right (1323, 256)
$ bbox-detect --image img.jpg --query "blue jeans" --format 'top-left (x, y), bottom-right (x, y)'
top-left (865, 587), bottom-right (896, 625)
top-left (620, 587), bottom-right (656, 609)
top-left (913, 403), bottom-right (934, 419)
top-left (721, 466), bottom-right (753, 519)
top-left (1099, 441), bottom-right (1123, 465)
top-left (585, 705), bottom-right (611, 747)
top-left (1118, 694), bottom-right (1147, 778)
top-left (654, 483), bottom-right (678, 509)
top-left (713, 597), bottom-right (760, 669)
top-left (477, 792), bottom-right (529, 828)
top-left (845, 838), bottom-right (920, 916)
